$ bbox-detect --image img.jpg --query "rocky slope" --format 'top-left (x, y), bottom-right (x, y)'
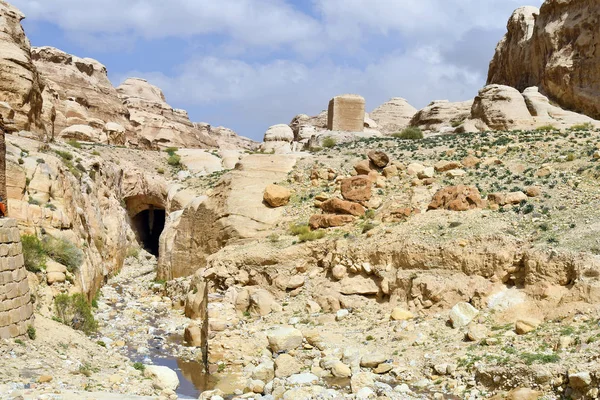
top-left (488, 0), bottom-right (600, 120)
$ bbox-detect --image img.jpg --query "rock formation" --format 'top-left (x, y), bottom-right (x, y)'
top-left (410, 100), bottom-right (473, 133)
top-left (261, 124), bottom-right (294, 154)
top-left (0, 1), bottom-right (45, 134)
top-left (31, 46), bottom-right (131, 142)
top-left (0, 118), bottom-right (6, 215)
top-left (370, 98), bottom-right (417, 135)
top-left (117, 78), bottom-right (218, 149)
top-left (195, 123), bottom-right (257, 151)
top-left (488, 1), bottom-right (600, 120)
top-left (327, 94), bottom-right (365, 132)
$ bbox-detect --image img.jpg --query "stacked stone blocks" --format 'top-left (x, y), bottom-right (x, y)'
top-left (0, 218), bottom-right (34, 339)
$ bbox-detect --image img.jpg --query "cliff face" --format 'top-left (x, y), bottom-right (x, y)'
top-left (488, 0), bottom-right (600, 119)
top-left (31, 46), bottom-right (132, 140)
top-left (0, 1), bottom-right (45, 133)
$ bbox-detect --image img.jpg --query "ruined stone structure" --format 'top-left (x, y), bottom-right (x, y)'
top-left (327, 94), bottom-right (365, 132)
top-left (0, 218), bottom-right (34, 339)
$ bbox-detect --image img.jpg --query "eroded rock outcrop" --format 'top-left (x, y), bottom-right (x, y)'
top-left (31, 46), bottom-right (131, 141)
top-left (410, 100), bottom-right (473, 133)
top-left (0, 1), bottom-right (45, 133)
top-left (117, 78), bottom-right (217, 149)
top-left (488, 1), bottom-right (600, 120)
top-left (370, 98), bottom-right (417, 135)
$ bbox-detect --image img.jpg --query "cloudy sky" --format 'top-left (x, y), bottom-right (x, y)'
top-left (15, 0), bottom-right (542, 141)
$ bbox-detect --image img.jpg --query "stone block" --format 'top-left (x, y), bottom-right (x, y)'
top-left (327, 94), bottom-right (365, 132)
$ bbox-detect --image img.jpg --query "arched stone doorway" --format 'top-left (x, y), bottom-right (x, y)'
top-left (124, 195), bottom-right (166, 257)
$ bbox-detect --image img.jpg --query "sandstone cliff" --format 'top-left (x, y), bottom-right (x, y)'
top-left (117, 78), bottom-right (218, 150)
top-left (0, 1), bottom-right (45, 133)
top-left (488, 0), bottom-right (600, 120)
top-left (31, 46), bottom-right (131, 142)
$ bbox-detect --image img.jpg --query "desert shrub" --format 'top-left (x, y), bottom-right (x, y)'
top-left (322, 137), bottom-right (337, 148)
top-left (289, 223), bottom-right (310, 236)
top-left (156, 168), bottom-right (165, 174)
top-left (27, 197), bottom-right (41, 206)
top-left (67, 140), bottom-right (82, 149)
top-left (535, 125), bottom-right (556, 132)
top-left (167, 154), bottom-right (181, 166)
top-left (42, 236), bottom-right (83, 273)
top-left (298, 230), bottom-right (326, 242)
top-left (54, 293), bottom-right (98, 334)
top-left (362, 222), bottom-right (376, 234)
top-left (392, 127), bottom-right (423, 140)
top-left (571, 122), bottom-right (593, 131)
top-left (165, 147), bottom-right (178, 156)
top-left (21, 235), bottom-right (47, 272)
top-left (91, 151), bottom-right (101, 156)
top-left (54, 150), bottom-right (73, 161)
top-left (27, 325), bottom-right (36, 340)
top-left (133, 362), bottom-right (145, 372)
top-left (126, 246), bottom-right (140, 259)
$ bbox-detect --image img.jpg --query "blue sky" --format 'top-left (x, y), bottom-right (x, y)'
top-left (15, 0), bottom-right (542, 141)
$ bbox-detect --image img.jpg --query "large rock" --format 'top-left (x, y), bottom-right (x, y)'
top-left (428, 185), bottom-right (485, 212)
top-left (410, 100), bottom-right (472, 132)
top-left (157, 155), bottom-right (297, 279)
top-left (267, 326), bottom-right (303, 353)
top-left (327, 94), bottom-right (365, 132)
top-left (320, 198), bottom-right (365, 217)
top-left (262, 124), bottom-right (293, 154)
top-left (144, 365), bottom-right (180, 391)
top-left (196, 123), bottom-right (258, 151)
top-left (370, 98), bottom-right (417, 135)
top-left (309, 214), bottom-right (354, 229)
top-left (488, 1), bottom-right (600, 120)
top-left (117, 78), bottom-right (218, 149)
top-left (32, 46), bottom-right (131, 139)
top-left (449, 302), bottom-right (479, 328)
top-left (0, 1), bottom-right (45, 133)
top-left (341, 177), bottom-right (372, 202)
top-left (263, 184), bottom-right (291, 208)
top-left (470, 85), bottom-right (534, 131)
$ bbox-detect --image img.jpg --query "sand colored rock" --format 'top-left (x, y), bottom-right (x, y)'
top-left (320, 198), bottom-right (365, 217)
top-left (410, 100), bottom-right (473, 132)
top-left (309, 214), bottom-right (354, 229)
top-left (341, 176), bottom-right (372, 202)
top-left (370, 98), bottom-right (417, 135)
top-left (327, 95), bottom-right (365, 132)
top-left (428, 185), bottom-right (485, 212)
top-left (263, 184), bottom-right (291, 208)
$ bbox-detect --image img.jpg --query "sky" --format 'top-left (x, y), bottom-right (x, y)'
top-left (14, 0), bottom-right (543, 141)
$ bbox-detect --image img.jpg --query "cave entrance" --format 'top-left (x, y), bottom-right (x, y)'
top-left (131, 207), bottom-right (166, 256)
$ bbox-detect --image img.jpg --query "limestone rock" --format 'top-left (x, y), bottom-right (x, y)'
top-left (263, 184), bottom-right (291, 208)
top-left (360, 353), bottom-right (387, 368)
top-left (328, 94), bottom-right (365, 132)
top-left (434, 161), bottom-right (462, 172)
top-left (267, 326), bottom-right (303, 353)
top-left (390, 308), bottom-right (414, 321)
top-left (331, 362), bottom-right (352, 378)
top-left (515, 318), bottom-right (540, 335)
top-left (470, 85), bottom-right (534, 131)
top-left (320, 198), bottom-right (365, 217)
top-left (144, 365), bottom-right (180, 391)
top-left (341, 176), bottom-right (372, 202)
top-left (488, 1), bottom-right (600, 120)
top-left (370, 98), bottom-right (417, 135)
top-left (340, 276), bottom-right (379, 295)
top-left (184, 324), bottom-right (203, 347)
top-left (428, 185), bottom-right (485, 212)
top-left (117, 78), bottom-right (217, 149)
top-left (569, 371), bottom-right (592, 389)
top-left (354, 160), bottom-right (372, 175)
top-left (449, 302), bottom-right (479, 328)
top-left (275, 354), bottom-right (301, 378)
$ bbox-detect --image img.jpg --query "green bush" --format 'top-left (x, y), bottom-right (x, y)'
top-left (165, 147), bottom-right (178, 156)
top-left (535, 124), bottom-right (556, 132)
top-left (167, 154), bottom-right (181, 166)
top-left (289, 223), bottom-right (310, 236)
top-left (67, 140), bottom-right (82, 149)
top-left (322, 137), bottom-right (337, 148)
top-left (54, 150), bottom-right (73, 161)
top-left (133, 362), bottom-right (145, 372)
top-left (298, 230), bottom-right (326, 242)
top-left (392, 127), bottom-right (423, 140)
top-left (42, 236), bottom-right (83, 273)
top-left (27, 325), bottom-right (36, 340)
top-left (570, 122), bottom-right (593, 131)
top-left (21, 235), bottom-right (47, 272)
top-left (54, 294), bottom-right (98, 334)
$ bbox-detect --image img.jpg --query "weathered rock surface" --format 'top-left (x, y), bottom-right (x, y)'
top-left (0, 1), bottom-right (45, 133)
top-left (370, 98), bottom-right (417, 135)
top-left (31, 46), bottom-right (131, 140)
top-left (410, 100), bottom-right (472, 133)
top-left (261, 124), bottom-right (293, 154)
top-left (488, 1), bottom-right (600, 120)
top-left (117, 78), bottom-right (217, 149)
top-left (428, 185), bottom-right (486, 212)
top-left (263, 184), bottom-right (291, 208)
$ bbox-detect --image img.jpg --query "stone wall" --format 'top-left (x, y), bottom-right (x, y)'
top-left (0, 218), bottom-right (34, 339)
top-left (327, 94), bottom-right (365, 132)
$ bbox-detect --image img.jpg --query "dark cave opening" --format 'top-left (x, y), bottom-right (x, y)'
top-left (131, 207), bottom-right (166, 257)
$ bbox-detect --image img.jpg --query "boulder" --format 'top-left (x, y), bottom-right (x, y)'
top-left (264, 124), bottom-right (294, 142)
top-left (367, 151), bottom-right (389, 168)
top-left (320, 198), bottom-right (365, 217)
top-left (341, 176), bottom-right (372, 202)
top-left (515, 318), bottom-right (540, 335)
top-left (184, 324), bottom-right (203, 347)
top-left (354, 160), bottom-right (372, 175)
top-left (340, 276), bottom-right (379, 295)
top-left (488, 191), bottom-right (528, 206)
top-left (144, 365), bottom-right (180, 391)
top-left (331, 362), bottom-right (352, 378)
top-left (428, 185), bottom-right (485, 212)
top-left (434, 161), bottom-right (462, 172)
top-left (449, 302), bottom-right (479, 328)
top-left (309, 214), bottom-right (354, 229)
top-left (360, 353), bottom-right (387, 368)
top-left (410, 100), bottom-right (472, 132)
top-left (390, 308), bottom-right (414, 321)
top-left (370, 98), bottom-right (417, 135)
top-left (263, 184), bottom-right (291, 208)
top-left (470, 85), bottom-right (534, 131)
top-left (267, 326), bottom-right (303, 353)
top-left (275, 354), bottom-right (301, 378)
